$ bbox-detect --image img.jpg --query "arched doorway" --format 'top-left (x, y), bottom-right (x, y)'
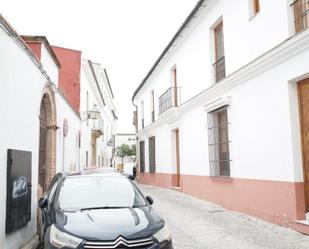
top-left (38, 85), bottom-right (57, 197)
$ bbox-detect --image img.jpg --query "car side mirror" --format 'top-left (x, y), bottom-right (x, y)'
top-left (38, 196), bottom-right (48, 209)
top-left (146, 196), bottom-right (154, 205)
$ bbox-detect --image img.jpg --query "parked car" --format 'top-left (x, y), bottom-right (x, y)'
top-left (38, 170), bottom-right (173, 249)
top-left (122, 163), bottom-right (136, 180)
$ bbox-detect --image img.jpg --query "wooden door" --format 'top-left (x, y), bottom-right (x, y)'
top-left (149, 137), bottom-right (156, 173)
top-left (139, 141), bottom-right (145, 173)
top-left (298, 78), bottom-right (309, 211)
top-left (214, 22), bottom-right (224, 62)
top-left (173, 67), bottom-right (178, 107)
top-left (175, 129), bottom-right (180, 187)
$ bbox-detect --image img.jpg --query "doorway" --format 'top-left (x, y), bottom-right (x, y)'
top-left (298, 78), bottom-right (309, 211)
top-left (38, 87), bottom-right (57, 196)
top-left (175, 129), bottom-right (180, 187)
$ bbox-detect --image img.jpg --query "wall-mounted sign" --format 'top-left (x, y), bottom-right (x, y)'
top-left (6, 149), bottom-right (32, 234)
top-left (63, 118), bottom-right (68, 137)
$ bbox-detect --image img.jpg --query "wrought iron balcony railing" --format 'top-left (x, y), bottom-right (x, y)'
top-left (291, 0), bottom-right (309, 33)
top-left (213, 56), bottom-right (226, 83)
top-left (158, 87), bottom-right (181, 115)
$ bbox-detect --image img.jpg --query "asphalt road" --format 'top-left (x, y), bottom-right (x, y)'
top-left (137, 183), bottom-right (309, 249)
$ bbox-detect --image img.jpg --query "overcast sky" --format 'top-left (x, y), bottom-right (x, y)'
top-left (1, 0), bottom-right (197, 133)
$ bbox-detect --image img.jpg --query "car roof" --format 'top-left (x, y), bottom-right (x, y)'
top-left (62, 167), bottom-right (125, 179)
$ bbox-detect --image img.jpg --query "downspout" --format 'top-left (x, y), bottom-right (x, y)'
top-left (132, 98), bottom-right (139, 177)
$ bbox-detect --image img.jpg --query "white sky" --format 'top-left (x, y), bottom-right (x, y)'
top-left (1, 0), bottom-right (198, 133)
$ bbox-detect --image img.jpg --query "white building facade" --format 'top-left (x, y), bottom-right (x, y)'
top-left (132, 0), bottom-right (309, 233)
top-left (0, 17), bottom-right (81, 248)
top-left (80, 59), bottom-right (117, 169)
top-left (0, 15), bottom-right (117, 248)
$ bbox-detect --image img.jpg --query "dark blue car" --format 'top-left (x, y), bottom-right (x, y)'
top-left (38, 169), bottom-right (173, 249)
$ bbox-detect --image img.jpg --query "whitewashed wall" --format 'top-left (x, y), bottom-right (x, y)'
top-left (0, 21), bottom-right (84, 249)
top-left (55, 93), bottom-right (81, 173)
top-left (40, 45), bottom-right (59, 85)
top-left (0, 27), bottom-right (49, 249)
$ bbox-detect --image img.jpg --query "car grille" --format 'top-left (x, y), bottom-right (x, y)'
top-left (83, 236), bottom-right (155, 249)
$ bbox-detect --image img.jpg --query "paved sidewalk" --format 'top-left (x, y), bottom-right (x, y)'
top-left (138, 184), bottom-right (309, 249)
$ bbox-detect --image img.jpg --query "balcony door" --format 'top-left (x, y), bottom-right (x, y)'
top-left (214, 21), bottom-right (226, 82)
top-left (172, 67), bottom-right (178, 107)
top-left (175, 129), bottom-right (180, 187)
top-left (292, 0), bottom-right (309, 33)
top-left (298, 78), bottom-right (309, 211)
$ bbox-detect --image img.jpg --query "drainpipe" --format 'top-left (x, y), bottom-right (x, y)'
top-left (132, 99), bottom-right (139, 177)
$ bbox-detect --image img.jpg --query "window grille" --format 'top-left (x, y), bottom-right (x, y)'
top-left (207, 108), bottom-right (231, 177)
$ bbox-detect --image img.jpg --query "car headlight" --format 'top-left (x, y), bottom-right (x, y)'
top-left (153, 223), bottom-right (171, 242)
top-left (50, 224), bottom-right (83, 248)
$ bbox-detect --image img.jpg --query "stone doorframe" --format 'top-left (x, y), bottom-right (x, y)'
top-left (38, 83), bottom-right (57, 196)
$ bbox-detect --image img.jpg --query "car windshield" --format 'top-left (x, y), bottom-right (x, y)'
top-left (58, 176), bottom-right (146, 210)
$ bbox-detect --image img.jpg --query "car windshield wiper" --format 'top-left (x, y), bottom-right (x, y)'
top-left (80, 206), bottom-right (132, 211)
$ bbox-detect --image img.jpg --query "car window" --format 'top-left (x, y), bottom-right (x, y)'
top-left (57, 176), bottom-right (146, 210)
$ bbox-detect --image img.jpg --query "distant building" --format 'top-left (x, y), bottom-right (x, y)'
top-left (132, 0), bottom-right (309, 234)
top-left (80, 60), bottom-right (118, 168)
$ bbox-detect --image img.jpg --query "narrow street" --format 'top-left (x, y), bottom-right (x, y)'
top-left (138, 184), bottom-right (309, 249)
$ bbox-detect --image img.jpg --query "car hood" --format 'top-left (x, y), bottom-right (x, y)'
top-left (55, 206), bottom-right (163, 241)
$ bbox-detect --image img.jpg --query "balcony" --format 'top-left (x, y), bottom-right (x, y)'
top-left (291, 0), bottom-right (309, 33)
top-left (91, 116), bottom-right (104, 138)
top-left (158, 87), bottom-right (181, 115)
top-left (213, 56), bottom-right (226, 83)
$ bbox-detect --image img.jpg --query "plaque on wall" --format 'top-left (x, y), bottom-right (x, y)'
top-left (6, 149), bottom-right (32, 234)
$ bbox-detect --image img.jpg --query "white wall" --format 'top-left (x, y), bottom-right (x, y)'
top-left (40, 44), bottom-right (59, 85)
top-left (0, 27), bottom-right (48, 249)
top-left (0, 21), bottom-right (84, 249)
top-left (56, 94), bottom-right (81, 173)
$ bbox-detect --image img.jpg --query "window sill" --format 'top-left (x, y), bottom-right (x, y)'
top-left (210, 176), bottom-right (233, 182)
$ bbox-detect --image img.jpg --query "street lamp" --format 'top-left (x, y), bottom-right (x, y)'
top-left (88, 104), bottom-right (100, 120)
top-left (83, 104), bottom-right (101, 121)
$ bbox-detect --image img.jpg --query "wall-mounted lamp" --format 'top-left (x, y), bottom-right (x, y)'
top-left (83, 104), bottom-right (101, 121)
